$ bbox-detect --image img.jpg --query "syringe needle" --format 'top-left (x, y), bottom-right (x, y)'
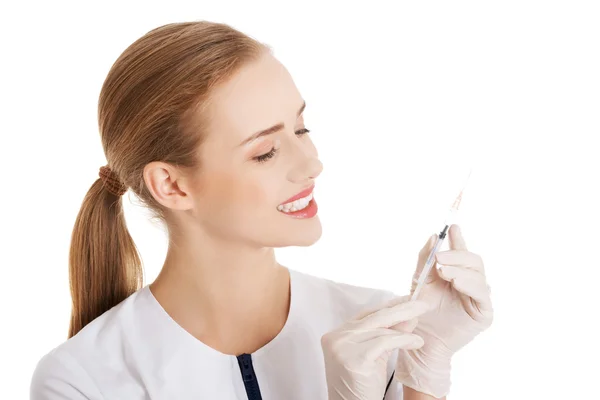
top-left (411, 168), bottom-right (473, 301)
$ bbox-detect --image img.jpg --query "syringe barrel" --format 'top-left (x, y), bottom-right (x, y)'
top-left (411, 234), bottom-right (446, 301)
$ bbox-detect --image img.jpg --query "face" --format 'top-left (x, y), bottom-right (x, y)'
top-left (184, 53), bottom-right (323, 248)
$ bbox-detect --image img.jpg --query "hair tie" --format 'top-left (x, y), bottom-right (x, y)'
top-left (98, 165), bottom-right (127, 197)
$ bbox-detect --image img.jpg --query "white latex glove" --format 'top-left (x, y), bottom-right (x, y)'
top-left (321, 296), bottom-right (431, 400)
top-left (394, 224), bottom-right (494, 398)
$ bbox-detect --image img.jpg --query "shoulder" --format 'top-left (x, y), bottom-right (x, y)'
top-left (291, 268), bottom-right (400, 323)
top-left (30, 288), bottom-right (145, 399)
top-left (30, 349), bottom-right (104, 399)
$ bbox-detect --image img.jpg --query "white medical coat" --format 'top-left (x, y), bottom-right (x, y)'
top-left (31, 268), bottom-right (404, 399)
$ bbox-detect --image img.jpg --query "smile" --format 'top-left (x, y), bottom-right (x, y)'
top-left (277, 184), bottom-right (318, 218)
top-left (277, 192), bottom-right (313, 213)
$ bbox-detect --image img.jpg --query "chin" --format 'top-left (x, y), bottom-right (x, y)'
top-left (272, 218), bottom-right (323, 248)
top-left (295, 222), bottom-right (323, 246)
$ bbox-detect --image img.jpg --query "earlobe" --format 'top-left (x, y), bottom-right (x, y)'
top-left (143, 162), bottom-right (193, 211)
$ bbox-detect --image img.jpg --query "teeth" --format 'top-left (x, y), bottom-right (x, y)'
top-left (277, 192), bottom-right (313, 213)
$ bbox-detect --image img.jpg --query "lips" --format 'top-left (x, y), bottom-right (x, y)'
top-left (280, 184), bottom-right (315, 205)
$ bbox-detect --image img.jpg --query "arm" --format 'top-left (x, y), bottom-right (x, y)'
top-left (31, 351), bottom-right (102, 399)
top-left (403, 385), bottom-right (446, 400)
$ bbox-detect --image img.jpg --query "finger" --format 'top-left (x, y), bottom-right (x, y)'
top-left (350, 295), bottom-right (410, 322)
top-left (419, 233), bottom-right (438, 258)
top-left (448, 224), bottom-right (468, 251)
top-left (411, 260), bottom-right (441, 292)
top-left (412, 234), bottom-right (440, 285)
top-left (438, 265), bottom-right (493, 313)
top-left (352, 300), bottom-right (430, 331)
top-left (390, 317), bottom-right (418, 333)
top-left (417, 234), bottom-right (437, 268)
top-left (435, 250), bottom-right (485, 274)
top-left (360, 333), bottom-right (424, 362)
top-left (349, 327), bottom-right (409, 343)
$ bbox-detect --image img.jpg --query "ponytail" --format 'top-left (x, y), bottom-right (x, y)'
top-left (67, 179), bottom-right (143, 338)
top-left (64, 20), bottom-right (271, 337)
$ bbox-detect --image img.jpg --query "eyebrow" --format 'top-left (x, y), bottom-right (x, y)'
top-left (238, 101), bottom-right (306, 147)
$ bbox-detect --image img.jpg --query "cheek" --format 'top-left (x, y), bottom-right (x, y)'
top-left (199, 170), bottom-right (270, 212)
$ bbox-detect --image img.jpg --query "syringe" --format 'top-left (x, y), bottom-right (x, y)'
top-left (410, 168), bottom-right (472, 301)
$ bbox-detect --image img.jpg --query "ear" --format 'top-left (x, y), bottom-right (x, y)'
top-left (143, 161), bottom-right (195, 211)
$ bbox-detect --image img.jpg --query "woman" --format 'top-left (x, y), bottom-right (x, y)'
top-left (30, 21), bottom-right (493, 400)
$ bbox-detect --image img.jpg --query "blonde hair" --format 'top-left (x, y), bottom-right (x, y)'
top-left (68, 21), bottom-right (270, 338)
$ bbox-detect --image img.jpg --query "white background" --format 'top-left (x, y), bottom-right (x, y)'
top-left (1, 1), bottom-right (599, 399)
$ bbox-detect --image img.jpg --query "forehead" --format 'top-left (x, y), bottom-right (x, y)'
top-left (204, 54), bottom-right (302, 147)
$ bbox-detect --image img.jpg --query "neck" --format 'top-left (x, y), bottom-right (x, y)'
top-left (149, 231), bottom-right (290, 354)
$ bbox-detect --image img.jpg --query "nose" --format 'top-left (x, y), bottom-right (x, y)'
top-left (287, 145), bottom-right (323, 183)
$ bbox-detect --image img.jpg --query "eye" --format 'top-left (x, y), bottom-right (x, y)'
top-left (255, 147), bottom-right (278, 163)
top-left (254, 128), bottom-right (310, 164)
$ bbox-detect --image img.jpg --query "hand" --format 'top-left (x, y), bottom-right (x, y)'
top-left (394, 224), bottom-right (494, 398)
top-left (321, 296), bottom-right (430, 400)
